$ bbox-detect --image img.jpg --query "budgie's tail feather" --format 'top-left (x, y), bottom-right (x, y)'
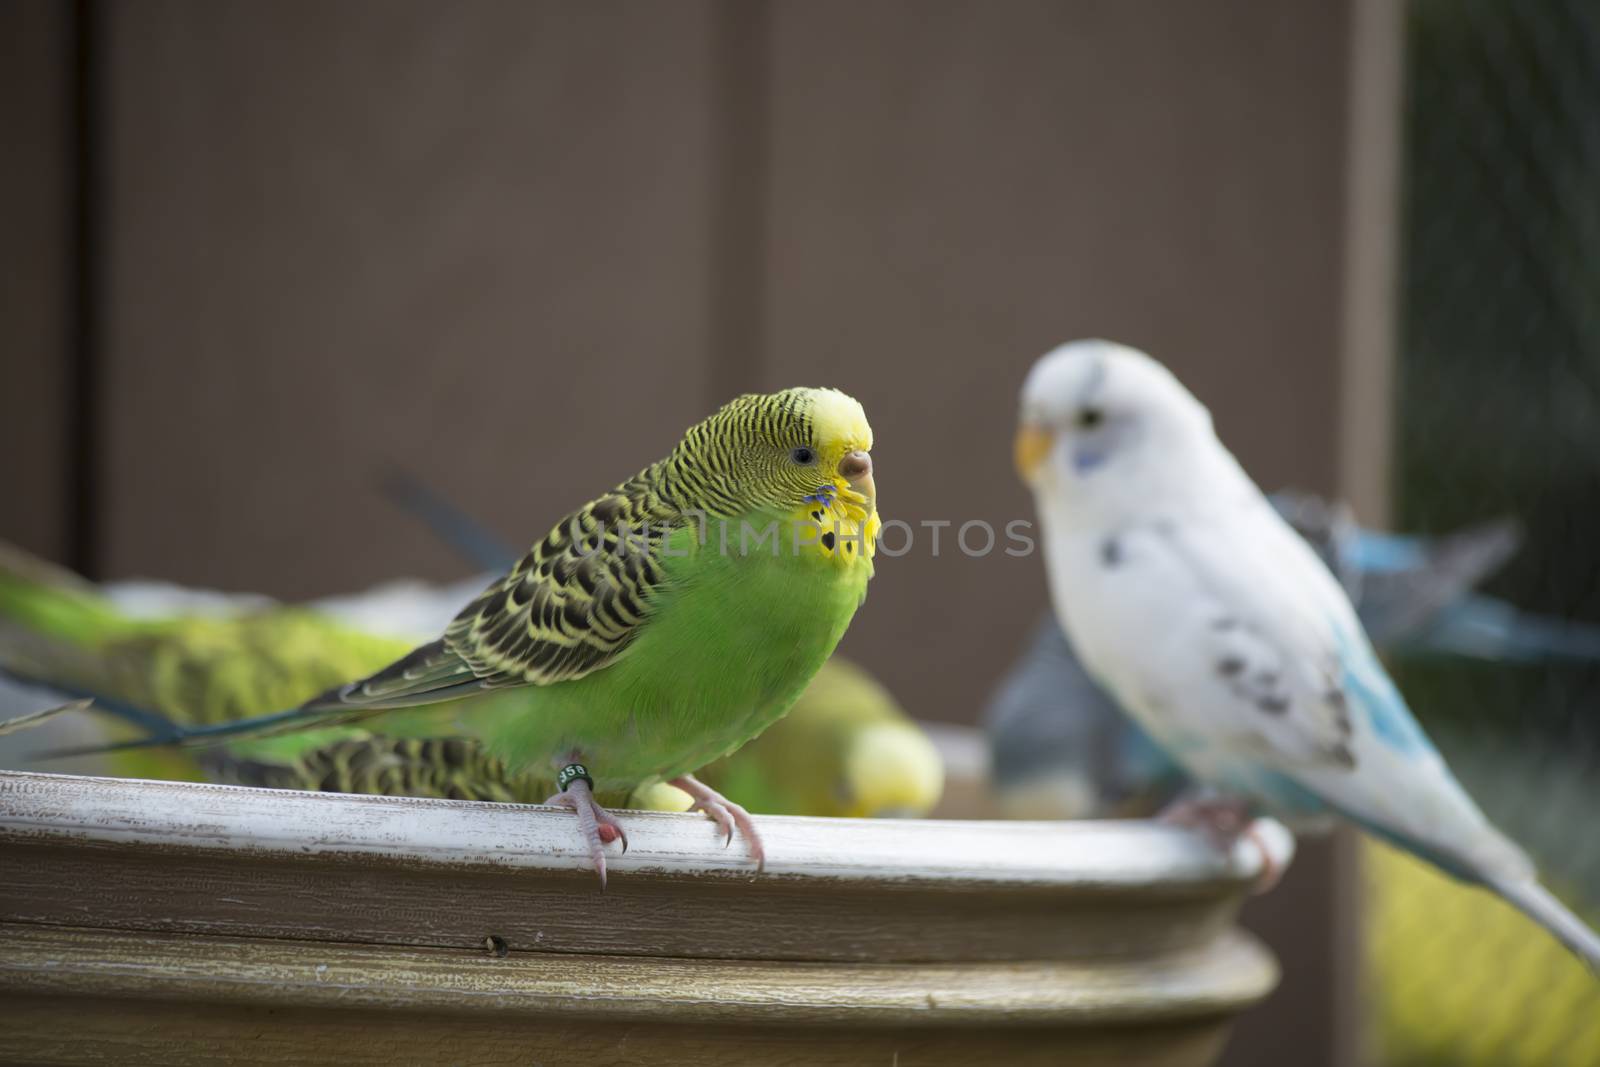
top-left (1486, 874), bottom-right (1600, 974)
top-left (380, 471), bottom-right (519, 574)
top-left (1343, 784), bottom-right (1600, 971)
top-left (35, 634), bottom-right (480, 761)
top-left (0, 660), bottom-right (185, 740)
top-left (1425, 598), bottom-right (1600, 663)
top-left (0, 620), bottom-right (167, 739)
top-left (37, 700), bottom-right (355, 758)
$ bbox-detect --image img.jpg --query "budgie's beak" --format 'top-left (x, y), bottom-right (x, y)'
top-left (838, 450), bottom-right (875, 508)
top-left (1014, 423), bottom-right (1053, 481)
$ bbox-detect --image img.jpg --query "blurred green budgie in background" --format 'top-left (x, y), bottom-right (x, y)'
top-left (691, 656), bottom-right (941, 819)
top-left (0, 540), bottom-right (409, 785)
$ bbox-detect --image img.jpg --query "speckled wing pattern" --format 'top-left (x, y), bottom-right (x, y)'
top-left (317, 476), bottom-right (682, 714)
top-left (213, 735), bottom-right (540, 804)
top-left (1128, 517), bottom-right (1357, 771)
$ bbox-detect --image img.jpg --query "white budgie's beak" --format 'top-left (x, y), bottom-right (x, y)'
top-left (1014, 423), bottom-right (1054, 482)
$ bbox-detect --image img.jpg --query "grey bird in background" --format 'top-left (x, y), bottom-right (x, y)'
top-left (985, 490), bottom-right (1599, 820)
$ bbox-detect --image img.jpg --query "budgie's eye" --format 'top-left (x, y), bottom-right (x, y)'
top-left (790, 446), bottom-right (818, 465)
top-left (1076, 407), bottom-right (1105, 430)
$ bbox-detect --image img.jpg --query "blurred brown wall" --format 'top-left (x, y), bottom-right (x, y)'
top-left (757, 0), bottom-right (1353, 724)
top-left (33, 0), bottom-right (1366, 727)
top-left (1, 3), bottom-right (1395, 1066)
top-left (0, 0), bottom-right (71, 561)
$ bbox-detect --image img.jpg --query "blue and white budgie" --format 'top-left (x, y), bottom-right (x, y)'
top-left (986, 492), bottom-right (1545, 820)
top-left (1012, 338), bottom-right (1600, 969)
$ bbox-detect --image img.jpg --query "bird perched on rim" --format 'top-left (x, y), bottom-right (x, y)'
top-left (48, 388), bottom-right (880, 885)
top-left (0, 545), bottom-right (935, 821)
top-left (360, 471), bottom-right (941, 819)
top-left (1013, 338), bottom-right (1600, 969)
top-left (3, 481), bottom-right (934, 822)
top-left (983, 495), bottom-right (1535, 821)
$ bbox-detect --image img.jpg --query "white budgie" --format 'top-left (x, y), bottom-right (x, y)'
top-left (1014, 338), bottom-right (1600, 969)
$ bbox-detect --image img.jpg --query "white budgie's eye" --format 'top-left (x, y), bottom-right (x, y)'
top-left (790, 446), bottom-right (818, 466)
top-left (1076, 407), bottom-right (1105, 430)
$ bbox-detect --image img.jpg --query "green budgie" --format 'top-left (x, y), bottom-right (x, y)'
top-left (0, 541), bottom-right (411, 781)
top-left (369, 470), bottom-right (939, 818)
top-left (48, 388), bottom-right (880, 884)
top-left (367, 472), bottom-right (939, 818)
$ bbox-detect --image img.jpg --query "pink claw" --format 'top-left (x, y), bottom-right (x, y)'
top-left (1159, 793), bottom-right (1283, 895)
top-left (669, 773), bottom-right (765, 872)
top-left (543, 776), bottom-right (628, 889)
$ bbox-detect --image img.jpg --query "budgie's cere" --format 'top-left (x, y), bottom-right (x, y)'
top-left (1014, 339), bottom-right (1600, 968)
top-left (66, 388), bottom-right (879, 886)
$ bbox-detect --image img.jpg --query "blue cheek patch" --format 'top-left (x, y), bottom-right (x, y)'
top-left (803, 485), bottom-right (838, 506)
top-left (1073, 448), bottom-right (1107, 474)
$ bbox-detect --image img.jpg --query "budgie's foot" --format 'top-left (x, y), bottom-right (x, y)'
top-left (669, 773), bottom-right (765, 873)
top-left (1159, 794), bottom-right (1284, 894)
top-left (543, 763), bottom-right (628, 889)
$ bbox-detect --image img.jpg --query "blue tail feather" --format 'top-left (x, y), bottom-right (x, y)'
top-left (379, 471), bottom-right (518, 574)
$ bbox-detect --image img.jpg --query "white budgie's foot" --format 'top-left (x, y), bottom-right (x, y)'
top-left (544, 761), bottom-right (628, 890)
top-left (1159, 794), bottom-right (1286, 895)
top-left (669, 774), bottom-right (765, 873)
